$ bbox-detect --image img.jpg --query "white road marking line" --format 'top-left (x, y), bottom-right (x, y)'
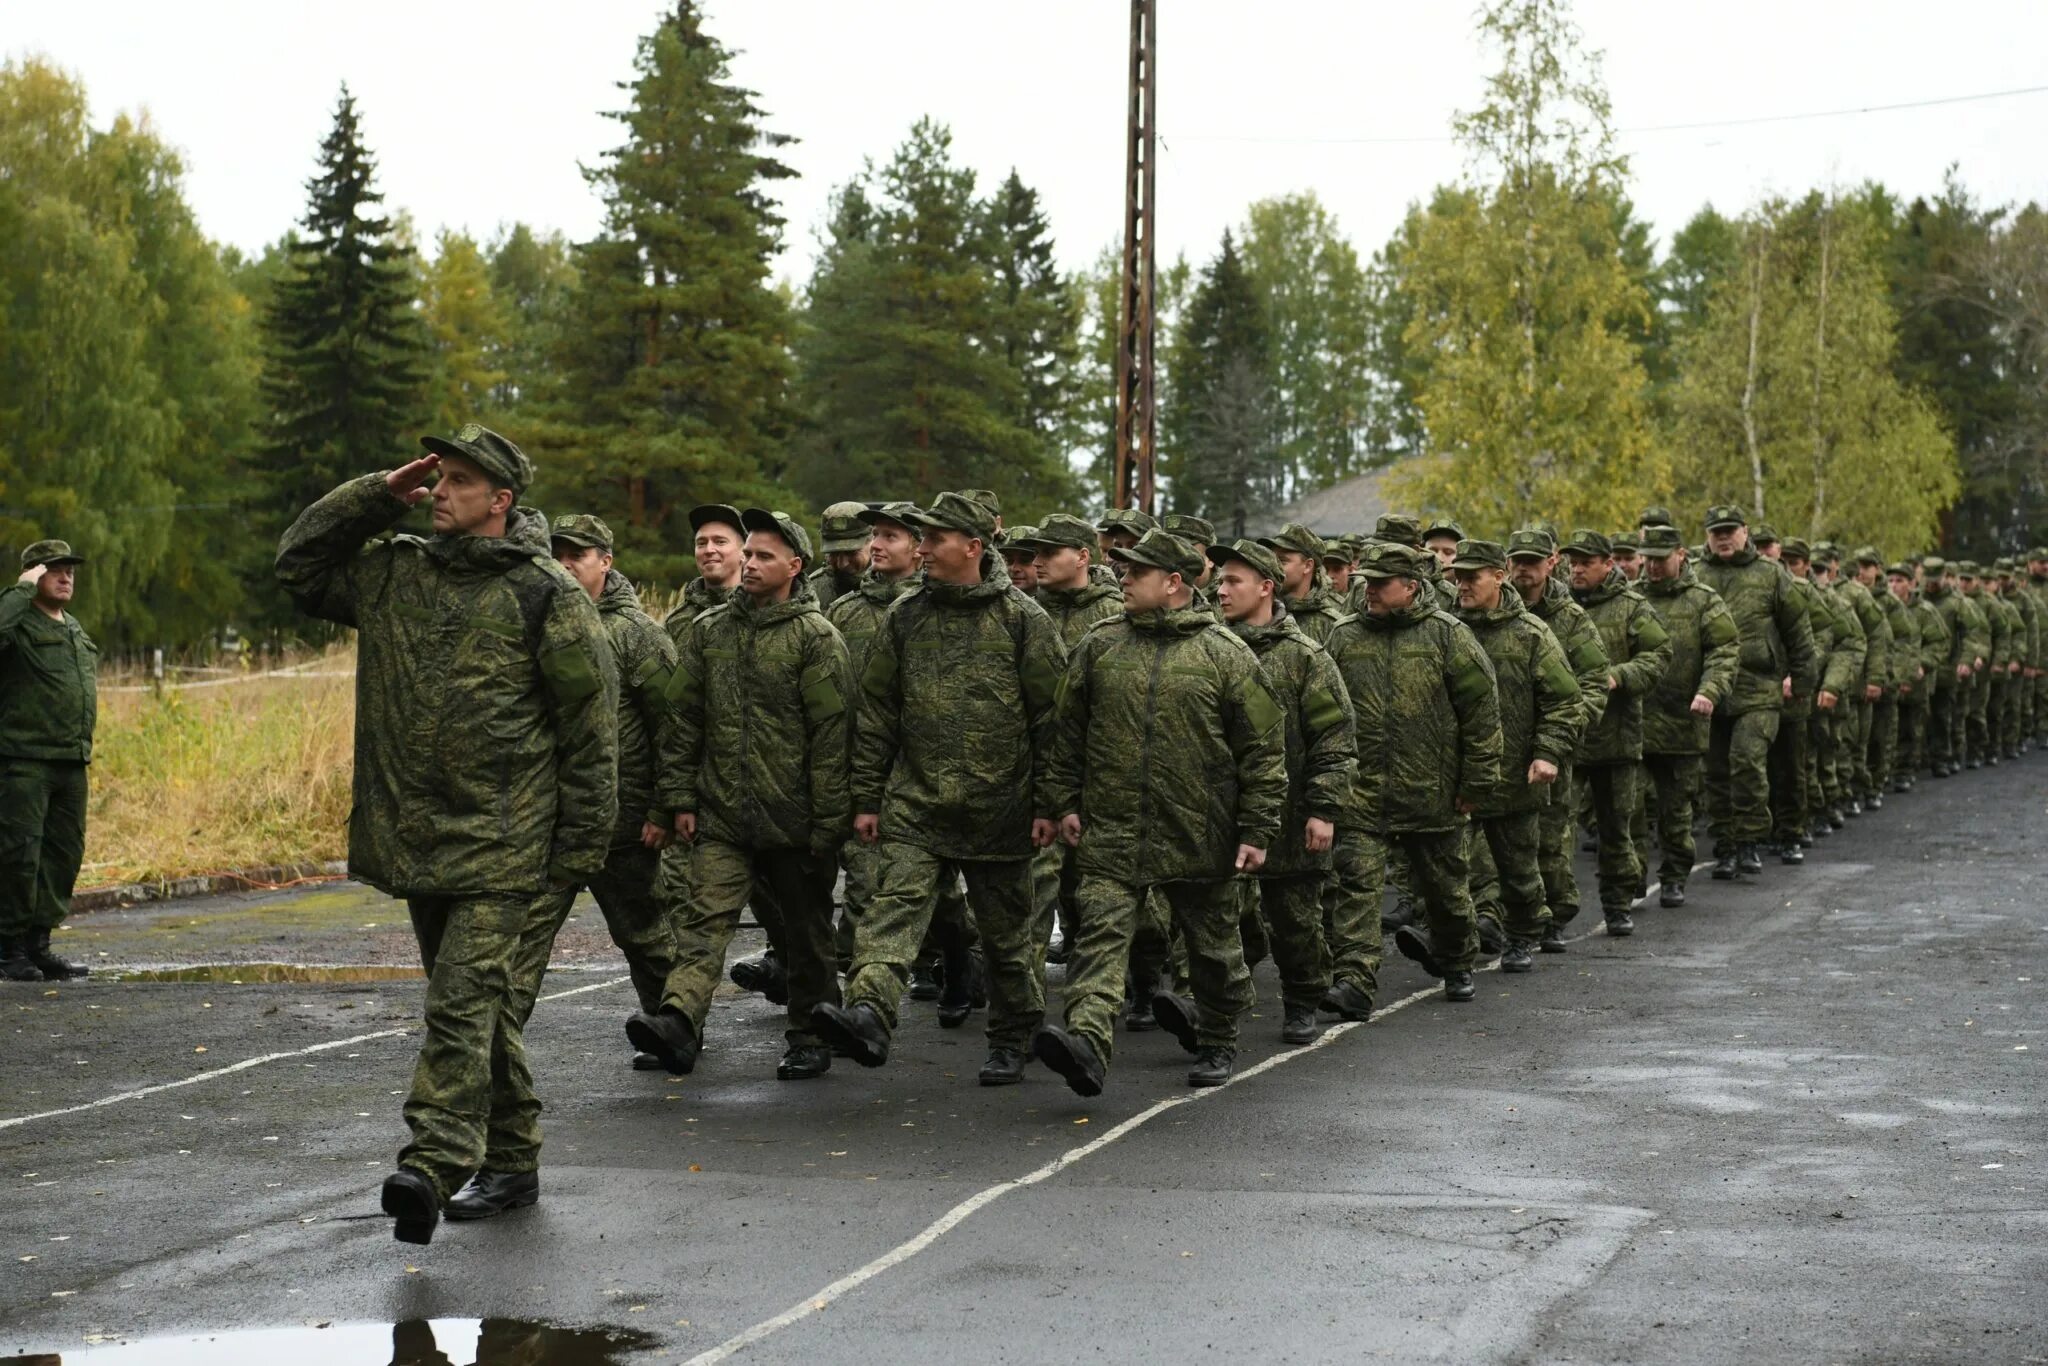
top-left (0, 973), bottom-right (634, 1133)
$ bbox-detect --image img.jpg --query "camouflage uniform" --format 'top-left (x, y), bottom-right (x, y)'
top-left (1325, 544), bottom-right (1504, 993)
top-left (1921, 561), bottom-right (1985, 773)
top-left (1899, 571), bottom-right (1949, 779)
top-left (1046, 532), bottom-right (1288, 1072)
top-left (1450, 540), bottom-right (1584, 952)
top-left (1260, 523), bottom-right (1345, 645)
top-left (0, 541), bottom-right (96, 967)
top-left (656, 513), bottom-right (854, 1054)
top-left (1637, 530), bottom-right (1738, 888)
top-left (1769, 545), bottom-right (1832, 840)
top-left (1566, 534), bottom-right (1674, 921)
top-left (842, 494), bottom-right (1065, 1057)
top-left (1697, 511), bottom-right (1817, 857)
top-left (1813, 561), bottom-right (1867, 814)
top-left (2028, 554), bottom-right (2048, 744)
top-left (1518, 532), bottom-right (1611, 930)
top-left (1822, 549), bottom-right (1888, 803)
top-left (807, 501), bottom-right (872, 611)
top-left (276, 439), bottom-right (618, 1202)
top-left (1859, 550), bottom-right (1916, 794)
top-left (1959, 566), bottom-right (2002, 765)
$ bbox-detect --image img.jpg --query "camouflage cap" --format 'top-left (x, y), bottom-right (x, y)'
top-left (1160, 512), bottom-right (1216, 545)
top-left (903, 491), bottom-right (997, 540)
top-left (1374, 513), bottom-right (1425, 548)
top-left (1640, 525), bottom-right (1685, 557)
top-left (1609, 529), bottom-right (1641, 554)
top-left (1258, 522), bottom-right (1326, 559)
top-left (1449, 538), bottom-right (1507, 571)
top-left (1993, 555), bottom-right (2017, 574)
top-left (1751, 523), bottom-right (1781, 547)
top-left (1357, 541), bottom-right (1429, 580)
top-left (1423, 517), bottom-right (1464, 542)
top-left (1207, 538), bottom-right (1282, 583)
top-left (548, 514), bottom-right (613, 553)
top-left (999, 525), bottom-right (1040, 555)
top-left (1885, 562), bottom-right (1914, 578)
top-left (1507, 527), bottom-right (1555, 560)
top-left (1561, 529), bottom-right (1612, 558)
top-left (1097, 507), bottom-right (1158, 537)
top-left (858, 500), bottom-right (923, 532)
top-left (1110, 528), bottom-right (1204, 579)
top-left (420, 422), bottom-right (532, 495)
top-left (1852, 545), bottom-right (1885, 567)
top-left (2030, 546), bottom-right (2048, 561)
top-left (1813, 540), bottom-right (1842, 564)
top-left (1639, 505), bottom-right (1676, 529)
top-left (819, 501), bottom-right (871, 552)
top-left (1704, 504), bottom-right (1747, 530)
top-left (688, 503), bottom-right (747, 537)
top-left (740, 508), bottom-right (814, 561)
top-left (1954, 558), bottom-right (1982, 577)
top-left (1781, 536), bottom-right (1812, 561)
top-left (1014, 513), bottom-right (1096, 551)
top-left (1321, 536), bottom-right (1358, 565)
top-left (1920, 555), bottom-right (1948, 575)
top-left (18, 538), bottom-right (84, 569)
top-left (955, 488), bottom-right (1000, 518)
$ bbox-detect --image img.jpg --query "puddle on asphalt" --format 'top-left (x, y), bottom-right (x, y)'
top-left (12, 1317), bottom-right (657, 1363)
top-left (113, 963), bottom-right (427, 984)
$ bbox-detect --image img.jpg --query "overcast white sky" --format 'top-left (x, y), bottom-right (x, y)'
top-left (10, 1), bottom-right (2046, 283)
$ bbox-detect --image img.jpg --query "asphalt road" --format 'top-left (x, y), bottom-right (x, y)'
top-left (2, 760), bottom-right (2043, 1364)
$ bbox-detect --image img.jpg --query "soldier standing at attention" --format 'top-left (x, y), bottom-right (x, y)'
top-left (1636, 527), bottom-right (1738, 898)
top-left (1698, 507), bottom-right (1816, 880)
top-left (1160, 513), bottom-right (1218, 600)
top-left (1857, 547), bottom-right (1916, 801)
top-left (0, 540), bottom-right (96, 983)
top-left (1260, 523), bottom-right (1344, 645)
top-left (1326, 543), bottom-right (1504, 1004)
top-left (1035, 530), bottom-right (1287, 1093)
top-left (1891, 562), bottom-right (1943, 789)
top-left (811, 492), bottom-right (1065, 1087)
top-left (276, 425), bottom-right (618, 1246)
top-left (630, 510), bottom-right (853, 1084)
top-left (1920, 557), bottom-right (1985, 777)
top-left (809, 502), bottom-right (872, 610)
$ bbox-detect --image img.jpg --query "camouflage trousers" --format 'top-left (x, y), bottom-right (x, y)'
top-left (1965, 672), bottom-right (1992, 763)
top-left (1642, 753), bottom-right (1704, 884)
top-left (1897, 689), bottom-right (1928, 776)
top-left (1061, 874), bottom-right (1249, 1065)
top-left (660, 839), bottom-right (839, 1048)
top-left (846, 844), bottom-right (1043, 1051)
top-left (1471, 809), bottom-right (1550, 943)
top-left (1768, 708), bottom-right (1812, 841)
top-left (1331, 826), bottom-right (1476, 984)
top-left (1865, 695), bottom-right (1900, 794)
top-left (1244, 872), bottom-right (1333, 1010)
top-left (1578, 762), bottom-right (1643, 915)
top-left (398, 889), bottom-right (563, 1200)
top-left (1033, 840), bottom-right (1071, 957)
top-left (1536, 760), bottom-right (1583, 927)
top-left (539, 843), bottom-right (682, 1016)
top-left (1842, 699), bottom-right (1874, 798)
top-left (1707, 708), bottom-right (1780, 847)
top-left (1997, 671), bottom-right (2024, 754)
top-left (1808, 708), bottom-right (1845, 810)
top-left (837, 836), bottom-right (882, 971)
top-left (1927, 682), bottom-right (1963, 770)
top-left (0, 758), bottom-right (87, 937)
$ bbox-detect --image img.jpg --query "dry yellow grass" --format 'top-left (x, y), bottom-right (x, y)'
top-left (82, 645), bottom-right (357, 887)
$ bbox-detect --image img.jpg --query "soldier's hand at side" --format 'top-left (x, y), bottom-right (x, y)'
top-left (1690, 693), bottom-right (1715, 717)
top-left (386, 454), bottom-right (440, 506)
top-left (1782, 676), bottom-right (1794, 700)
top-left (1957, 663), bottom-right (1972, 680)
top-left (1235, 844), bottom-right (1266, 873)
top-left (1817, 689), bottom-right (1838, 711)
top-left (1304, 818), bottom-right (1334, 853)
top-left (1060, 813), bottom-right (1083, 847)
top-left (1527, 759), bottom-right (1558, 786)
top-left (1864, 683), bottom-right (1882, 702)
top-left (1031, 817), bottom-right (1056, 849)
top-left (674, 811), bottom-right (697, 843)
top-left (1606, 673), bottom-right (1620, 691)
top-left (17, 564), bottom-right (46, 587)
top-left (854, 812), bottom-right (880, 845)
top-left (640, 821), bottom-right (670, 850)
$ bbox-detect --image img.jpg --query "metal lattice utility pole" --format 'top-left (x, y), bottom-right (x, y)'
top-left (1112, 0), bottom-right (1157, 514)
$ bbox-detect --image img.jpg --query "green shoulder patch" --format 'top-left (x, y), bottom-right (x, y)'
top-left (541, 642), bottom-right (602, 703)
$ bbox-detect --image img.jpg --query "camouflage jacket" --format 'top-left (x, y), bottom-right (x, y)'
top-left (1979, 587), bottom-right (2019, 670)
top-left (1527, 578), bottom-right (1611, 743)
top-left (825, 571), bottom-right (919, 682)
top-left (1570, 570), bottom-right (1673, 766)
top-left (852, 574), bottom-right (1064, 861)
top-left (664, 575), bottom-right (733, 651)
top-left (1034, 579), bottom-right (1124, 652)
top-left (597, 571), bottom-right (679, 844)
top-left (275, 474), bottom-right (618, 896)
top-left (1050, 605), bottom-right (1287, 882)
top-left (0, 582), bottom-right (97, 763)
top-left (662, 579), bottom-right (853, 855)
top-left (2007, 583), bottom-right (2042, 670)
top-left (1639, 572), bottom-right (1738, 756)
top-left (808, 563), bottom-right (863, 613)
top-left (1909, 593), bottom-right (1950, 685)
top-left (1835, 578), bottom-right (1889, 693)
top-left (1452, 596), bottom-right (1583, 815)
top-left (2030, 575), bottom-right (2048, 665)
top-left (1227, 605), bottom-right (1355, 874)
top-left (1875, 589), bottom-right (1920, 695)
top-left (1923, 583), bottom-right (1987, 688)
top-left (1818, 582), bottom-right (1868, 698)
top-left (1285, 578), bottom-right (1346, 646)
top-left (1698, 547), bottom-right (1818, 716)
top-left (1326, 597), bottom-right (1503, 834)
top-left (1783, 575), bottom-right (1833, 716)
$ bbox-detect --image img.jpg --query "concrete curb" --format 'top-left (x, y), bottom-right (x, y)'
top-left (73, 861), bottom-right (350, 914)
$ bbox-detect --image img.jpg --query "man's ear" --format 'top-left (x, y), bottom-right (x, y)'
top-left (491, 487), bottom-right (516, 517)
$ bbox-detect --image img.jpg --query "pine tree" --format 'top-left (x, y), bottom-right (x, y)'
top-left (420, 230), bottom-right (510, 434)
top-left (535, 1), bottom-right (796, 585)
top-left (1163, 231), bottom-right (1279, 539)
top-left (258, 86), bottom-right (426, 532)
top-left (980, 170), bottom-right (1082, 478)
top-left (486, 223), bottom-right (577, 411)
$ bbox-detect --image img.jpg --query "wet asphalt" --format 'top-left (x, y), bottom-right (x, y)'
top-left (1, 759), bottom-right (2043, 1364)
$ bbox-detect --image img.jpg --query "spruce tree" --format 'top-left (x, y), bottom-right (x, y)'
top-left (980, 170), bottom-right (1081, 472)
top-left (1163, 231), bottom-right (1279, 539)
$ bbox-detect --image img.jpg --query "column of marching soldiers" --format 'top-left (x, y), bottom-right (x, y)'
top-left (259, 426), bottom-right (2046, 1244)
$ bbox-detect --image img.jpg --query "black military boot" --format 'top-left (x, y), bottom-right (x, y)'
top-left (978, 1047), bottom-right (1026, 1086)
top-left (1280, 1002), bottom-right (1323, 1044)
top-left (1187, 1047), bottom-right (1235, 1087)
top-left (1865, 792), bottom-right (1883, 810)
top-left (1710, 850), bottom-right (1739, 880)
top-left (1443, 972), bottom-right (1476, 1002)
top-left (26, 931), bottom-right (88, 981)
top-left (936, 946), bottom-right (980, 1029)
top-left (0, 940), bottom-right (42, 983)
top-left (630, 1052), bottom-right (665, 1071)
top-left (729, 953), bottom-right (787, 1005)
top-left (1539, 922), bottom-right (1567, 954)
top-left (1500, 939), bottom-right (1535, 974)
top-left (1845, 796), bottom-right (1863, 817)
top-left (1392, 925), bottom-right (1445, 978)
top-left (1150, 990), bottom-right (1200, 1055)
top-left (1827, 806), bottom-right (1847, 829)
top-left (810, 1001), bottom-right (890, 1068)
top-left (1779, 840), bottom-right (1804, 865)
top-left (776, 1043), bottom-right (831, 1080)
top-left (1659, 880), bottom-right (1687, 908)
top-left (1605, 909), bottom-right (1635, 937)
top-left (908, 959), bottom-right (941, 1002)
top-left (1737, 844), bottom-right (1764, 876)
top-left (1320, 978), bottom-right (1374, 1022)
top-left (624, 1007), bottom-right (700, 1076)
top-left (445, 1169), bottom-right (539, 1221)
top-left (1031, 1025), bottom-right (1104, 1097)
top-left (381, 1169), bottom-right (440, 1246)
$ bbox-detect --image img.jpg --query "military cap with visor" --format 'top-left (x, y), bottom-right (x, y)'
top-left (1357, 541), bottom-right (1429, 580)
top-left (1705, 504), bottom-right (1747, 531)
top-left (1258, 522), bottom-right (1326, 559)
top-left (1562, 529), bottom-right (1612, 558)
top-left (1639, 505), bottom-right (1676, 529)
top-left (1954, 559), bottom-right (1982, 577)
top-left (1751, 523), bottom-right (1781, 547)
top-left (1853, 545), bottom-right (1885, 568)
top-left (1886, 562), bottom-right (1914, 579)
top-left (1207, 537), bottom-right (1283, 583)
top-left (902, 490), bottom-right (997, 540)
top-left (1781, 537), bottom-right (1812, 561)
top-left (1097, 507), bottom-right (1158, 536)
top-left (1110, 528), bottom-right (1205, 579)
top-left (1449, 538), bottom-right (1508, 571)
top-left (1160, 512), bottom-right (1216, 544)
top-left (857, 500), bottom-right (922, 532)
top-left (1423, 517), bottom-right (1465, 542)
top-left (1640, 525), bottom-right (1685, 557)
top-left (1373, 513), bottom-right (1425, 548)
top-left (955, 488), bottom-right (1001, 518)
top-left (1014, 513), bottom-right (1096, 550)
top-left (689, 503), bottom-right (747, 536)
top-left (740, 508), bottom-right (814, 560)
top-left (1506, 527), bottom-right (1556, 560)
top-left (18, 539), bottom-right (85, 569)
top-left (548, 514), bottom-right (613, 553)
top-left (819, 501), bottom-right (872, 552)
top-left (999, 526), bottom-right (1040, 555)
top-left (420, 422), bottom-right (533, 495)
top-left (1609, 529), bottom-right (1641, 554)
top-left (1920, 555), bottom-right (1949, 575)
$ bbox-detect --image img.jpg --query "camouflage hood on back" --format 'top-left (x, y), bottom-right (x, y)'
top-left (1035, 576), bottom-right (1123, 651)
top-left (597, 567), bottom-right (681, 844)
top-left (1225, 602), bottom-right (1356, 874)
top-left (1453, 593), bottom-right (1584, 813)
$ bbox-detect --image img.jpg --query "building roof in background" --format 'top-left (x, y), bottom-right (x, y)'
top-left (1245, 465), bottom-right (1399, 540)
